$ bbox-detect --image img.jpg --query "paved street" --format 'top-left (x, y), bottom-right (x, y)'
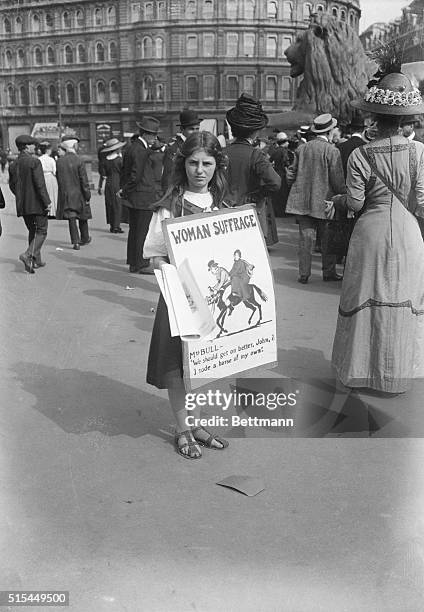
top-left (1, 178), bottom-right (424, 611)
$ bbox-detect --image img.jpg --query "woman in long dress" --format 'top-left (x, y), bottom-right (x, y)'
top-left (38, 141), bottom-right (58, 218)
top-left (101, 138), bottom-right (125, 233)
top-left (331, 70), bottom-right (424, 393)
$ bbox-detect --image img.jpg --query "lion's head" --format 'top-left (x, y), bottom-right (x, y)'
top-left (284, 14), bottom-right (375, 125)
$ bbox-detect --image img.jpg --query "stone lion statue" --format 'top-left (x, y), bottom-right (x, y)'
top-left (269, 14), bottom-right (375, 129)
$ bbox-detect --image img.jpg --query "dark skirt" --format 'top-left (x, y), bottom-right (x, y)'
top-left (146, 293), bottom-right (184, 389)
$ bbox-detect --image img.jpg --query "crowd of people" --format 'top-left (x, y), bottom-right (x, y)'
top-left (3, 61), bottom-right (424, 458)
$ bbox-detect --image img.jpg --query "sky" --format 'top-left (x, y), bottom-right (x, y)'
top-left (359, 0), bottom-right (411, 32)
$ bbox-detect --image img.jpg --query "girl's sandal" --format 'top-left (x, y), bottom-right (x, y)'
top-left (191, 426), bottom-right (229, 450)
top-left (175, 430), bottom-right (202, 460)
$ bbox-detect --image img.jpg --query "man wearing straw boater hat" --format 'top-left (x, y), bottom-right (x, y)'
top-left (286, 113), bottom-right (346, 283)
top-left (119, 116), bottom-right (160, 274)
top-left (161, 109), bottom-right (202, 191)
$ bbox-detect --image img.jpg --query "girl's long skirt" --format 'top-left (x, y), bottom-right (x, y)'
top-left (147, 294), bottom-right (183, 389)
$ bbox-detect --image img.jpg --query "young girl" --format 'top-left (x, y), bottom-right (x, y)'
top-left (144, 131), bottom-right (230, 459)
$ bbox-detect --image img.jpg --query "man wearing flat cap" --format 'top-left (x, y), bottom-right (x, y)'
top-left (119, 116), bottom-right (160, 273)
top-left (286, 113), bottom-right (346, 283)
top-left (161, 109), bottom-right (202, 191)
top-left (9, 134), bottom-right (51, 273)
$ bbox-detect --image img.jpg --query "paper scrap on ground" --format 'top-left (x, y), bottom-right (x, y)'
top-left (216, 475), bottom-right (265, 497)
top-left (55, 247), bottom-right (63, 251)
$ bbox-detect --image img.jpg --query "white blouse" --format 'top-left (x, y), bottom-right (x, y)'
top-left (143, 190), bottom-right (214, 258)
top-left (39, 154), bottom-right (56, 175)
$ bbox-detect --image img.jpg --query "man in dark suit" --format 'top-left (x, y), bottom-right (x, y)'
top-left (336, 114), bottom-right (369, 179)
top-left (401, 118), bottom-right (424, 144)
top-left (119, 116), bottom-right (160, 274)
top-left (9, 134), bottom-right (50, 273)
top-left (161, 110), bottom-right (202, 191)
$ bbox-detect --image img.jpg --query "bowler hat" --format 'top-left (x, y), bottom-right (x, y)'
top-left (61, 134), bottom-right (80, 143)
top-left (15, 134), bottom-right (38, 146)
top-left (102, 138), bottom-right (125, 153)
top-left (178, 109), bottom-right (203, 128)
top-left (352, 72), bottom-right (424, 116)
top-left (136, 116), bottom-right (162, 134)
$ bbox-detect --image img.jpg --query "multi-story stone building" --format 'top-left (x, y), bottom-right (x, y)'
top-left (0, 0), bottom-right (361, 153)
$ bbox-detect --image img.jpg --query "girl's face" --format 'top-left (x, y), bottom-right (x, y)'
top-left (185, 148), bottom-right (216, 193)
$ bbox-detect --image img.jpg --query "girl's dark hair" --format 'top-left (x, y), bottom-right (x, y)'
top-left (38, 143), bottom-right (51, 155)
top-left (373, 113), bottom-right (405, 134)
top-left (169, 131), bottom-right (228, 211)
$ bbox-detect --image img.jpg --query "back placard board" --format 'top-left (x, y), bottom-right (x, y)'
top-left (163, 205), bottom-right (277, 390)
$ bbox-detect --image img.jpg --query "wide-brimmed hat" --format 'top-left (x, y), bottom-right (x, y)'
top-left (102, 138), bottom-right (125, 152)
top-left (226, 93), bottom-right (268, 131)
top-left (136, 116), bottom-right (162, 134)
top-left (310, 114), bottom-right (338, 133)
top-left (61, 134), bottom-right (80, 143)
top-left (178, 109), bottom-right (203, 128)
top-left (352, 72), bottom-right (424, 116)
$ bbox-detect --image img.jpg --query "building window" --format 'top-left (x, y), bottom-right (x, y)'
top-left (110, 42), bottom-right (118, 61)
top-left (16, 17), bottom-right (23, 33)
top-left (17, 49), bottom-right (25, 68)
top-left (244, 0), bottom-right (255, 19)
top-left (268, 1), bottom-right (278, 19)
top-left (107, 7), bottom-right (116, 24)
top-left (187, 35), bottom-right (198, 57)
top-left (34, 47), bottom-right (43, 66)
top-left (282, 35), bottom-right (292, 53)
top-left (203, 74), bottom-right (215, 99)
top-left (244, 33), bottom-right (255, 56)
top-left (340, 9), bottom-right (346, 21)
top-left (76, 10), bottom-right (84, 27)
top-left (228, 0), bottom-right (237, 19)
top-left (131, 3), bottom-right (142, 22)
top-left (265, 76), bottom-right (277, 101)
top-left (142, 75), bottom-right (153, 100)
top-left (66, 83), bottom-right (75, 104)
top-left (5, 50), bottom-right (12, 69)
top-left (282, 76), bottom-right (292, 100)
top-left (316, 4), bottom-right (324, 12)
top-left (203, 33), bottom-right (215, 57)
top-left (349, 13), bottom-right (354, 26)
top-left (48, 84), bottom-right (56, 105)
top-left (110, 80), bottom-right (119, 103)
top-left (227, 76), bottom-right (238, 98)
top-left (32, 14), bottom-right (41, 32)
top-left (226, 32), bottom-right (238, 56)
top-left (78, 44), bottom-right (86, 63)
top-left (63, 12), bottom-right (71, 28)
top-left (4, 18), bottom-right (11, 34)
top-left (155, 37), bottom-right (164, 58)
top-left (46, 14), bottom-right (54, 29)
top-left (266, 35), bottom-right (277, 57)
top-left (95, 8), bottom-right (103, 25)
top-left (158, 2), bottom-right (166, 19)
top-left (303, 3), bottom-right (312, 20)
top-left (7, 85), bottom-right (15, 106)
top-left (145, 2), bottom-right (154, 19)
top-left (187, 76), bottom-right (199, 100)
top-left (244, 75), bottom-right (255, 96)
top-left (19, 85), bottom-right (28, 106)
top-left (36, 85), bottom-right (45, 106)
top-left (79, 82), bottom-right (88, 103)
top-left (332, 7), bottom-right (338, 18)
top-left (203, 0), bottom-right (213, 18)
top-left (143, 37), bottom-right (153, 58)
top-left (96, 42), bottom-right (105, 62)
top-left (282, 2), bottom-right (293, 20)
top-left (65, 45), bottom-right (74, 64)
top-left (156, 83), bottom-right (164, 100)
top-left (186, 1), bottom-right (196, 18)
top-left (96, 81), bottom-right (106, 103)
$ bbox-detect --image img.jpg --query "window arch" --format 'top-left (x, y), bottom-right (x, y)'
top-left (76, 10), bottom-right (84, 27)
top-left (268, 0), bottom-right (278, 18)
top-left (340, 9), bottom-right (346, 21)
top-left (66, 82), bottom-right (75, 104)
top-left (107, 6), bottom-right (116, 24)
top-left (16, 16), bottom-right (23, 33)
top-left (79, 82), bottom-right (88, 103)
top-left (332, 6), bottom-right (338, 18)
top-left (36, 85), bottom-right (45, 106)
top-left (4, 18), bottom-right (11, 34)
top-left (32, 14), bottom-right (40, 32)
top-left (110, 80), bottom-right (119, 103)
top-left (186, 1), bottom-right (196, 18)
top-left (303, 3), bottom-right (312, 20)
top-left (65, 45), bottom-right (74, 64)
top-left (145, 2), bottom-right (154, 20)
top-left (63, 11), bottom-right (71, 28)
top-left (155, 37), bottom-right (164, 59)
top-left (5, 50), bottom-right (13, 69)
top-left (156, 83), bottom-right (164, 100)
top-left (17, 49), bottom-right (25, 68)
top-left (77, 44), bottom-right (86, 63)
top-left (142, 75), bottom-right (153, 101)
top-left (7, 85), bottom-right (16, 106)
top-left (282, 76), bottom-right (292, 100)
top-left (266, 35), bottom-right (277, 57)
top-left (48, 84), bottom-right (57, 105)
top-left (282, 1), bottom-right (292, 20)
top-left (316, 4), bottom-right (324, 12)
top-left (265, 76), bottom-right (277, 101)
top-left (46, 13), bottom-right (54, 29)
top-left (19, 85), bottom-right (28, 106)
top-left (187, 76), bottom-right (199, 100)
top-left (96, 81), bottom-right (106, 103)
top-left (349, 12), bottom-right (354, 25)
top-left (203, 0), bottom-right (213, 18)
top-left (158, 2), bottom-right (166, 19)
top-left (142, 36), bottom-right (153, 58)
top-left (244, 33), bottom-right (255, 56)
top-left (244, 0), bottom-right (255, 19)
top-left (95, 8), bottom-right (103, 25)
top-left (109, 41), bottom-right (118, 61)
top-left (34, 47), bottom-right (43, 66)
top-left (96, 42), bottom-right (105, 62)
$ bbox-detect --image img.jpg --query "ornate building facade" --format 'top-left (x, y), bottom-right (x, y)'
top-left (0, 0), bottom-right (361, 152)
